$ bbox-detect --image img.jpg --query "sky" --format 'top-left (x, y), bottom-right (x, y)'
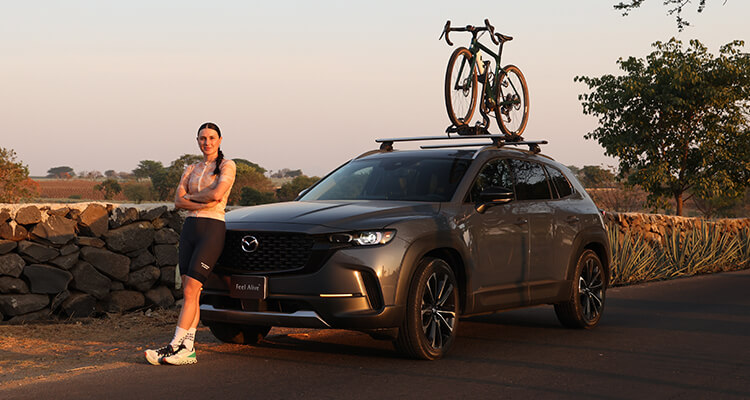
top-left (2, 1), bottom-right (748, 178)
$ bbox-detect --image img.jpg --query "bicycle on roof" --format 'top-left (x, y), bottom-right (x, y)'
top-left (440, 19), bottom-right (529, 137)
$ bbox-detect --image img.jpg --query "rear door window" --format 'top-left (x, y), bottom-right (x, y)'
top-left (545, 166), bottom-right (574, 199)
top-left (508, 159), bottom-right (552, 201)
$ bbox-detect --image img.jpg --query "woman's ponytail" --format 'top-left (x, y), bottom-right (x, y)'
top-left (214, 149), bottom-right (224, 176)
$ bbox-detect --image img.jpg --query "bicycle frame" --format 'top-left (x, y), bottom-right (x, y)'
top-left (453, 35), bottom-right (521, 117)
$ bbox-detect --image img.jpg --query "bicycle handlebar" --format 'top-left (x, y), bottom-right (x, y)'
top-left (440, 19), bottom-right (500, 46)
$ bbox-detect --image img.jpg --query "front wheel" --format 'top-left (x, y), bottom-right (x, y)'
top-left (394, 257), bottom-right (459, 360)
top-left (206, 322), bottom-right (271, 344)
top-left (444, 47), bottom-right (478, 126)
top-left (495, 65), bottom-right (529, 137)
top-left (554, 250), bottom-right (606, 329)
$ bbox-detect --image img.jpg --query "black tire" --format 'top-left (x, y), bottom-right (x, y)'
top-left (495, 65), bottom-right (529, 137)
top-left (554, 250), bottom-right (606, 329)
top-left (207, 322), bottom-right (271, 344)
top-left (445, 47), bottom-right (478, 126)
top-left (394, 257), bottom-right (459, 360)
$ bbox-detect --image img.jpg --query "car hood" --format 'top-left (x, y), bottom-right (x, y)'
top-left (225, 200), bottom-right (440, 231)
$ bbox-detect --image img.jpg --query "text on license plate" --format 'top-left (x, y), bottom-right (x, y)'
top-left (229, 275), bottom-right (267, 300)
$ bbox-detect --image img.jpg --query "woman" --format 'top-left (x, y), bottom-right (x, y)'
top-left (145, 122), bottom-right (236, 365)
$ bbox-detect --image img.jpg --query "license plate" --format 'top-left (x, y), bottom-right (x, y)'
top-left (229, 275), bottom-right (267, 299)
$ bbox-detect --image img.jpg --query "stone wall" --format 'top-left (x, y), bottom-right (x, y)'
top-left (0, 203), bottom-right (185, 324)
top-left (604, 212), bottom-right (750, 244)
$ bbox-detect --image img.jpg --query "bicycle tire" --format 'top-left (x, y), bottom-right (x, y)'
top-left (444, 47), bottom-right (478, 126)
top-left (495, 65), bottom-right (529, 137)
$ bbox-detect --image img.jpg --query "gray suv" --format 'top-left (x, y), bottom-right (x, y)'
top-left (200, 136), bottom-right (610, 360)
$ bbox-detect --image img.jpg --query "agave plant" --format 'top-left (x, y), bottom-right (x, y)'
top-left (608, 225), bottom-right (665, 285)
top-left (662, 221), bottom-right (742, 277)
top-left (733, 227), bottom-right (750, 270)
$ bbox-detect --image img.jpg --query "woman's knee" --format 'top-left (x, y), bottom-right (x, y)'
top-left (182, 275), bottom-right (203, 299)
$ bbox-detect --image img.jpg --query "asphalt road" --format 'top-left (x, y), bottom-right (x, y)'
top-left (3, 270), bottom-right (749, 399)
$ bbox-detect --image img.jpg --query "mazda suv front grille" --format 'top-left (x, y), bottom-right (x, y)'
top-left (217, 230), bottom-right (316, 274)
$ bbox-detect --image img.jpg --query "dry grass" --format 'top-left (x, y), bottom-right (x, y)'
top-left (34, 179), bottom-right (128, 201)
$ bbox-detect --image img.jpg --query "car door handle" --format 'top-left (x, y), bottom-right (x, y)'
top-left (566, 216), bottom-right (580, 224)
top-left (514, 218), bottom-right (528, 226)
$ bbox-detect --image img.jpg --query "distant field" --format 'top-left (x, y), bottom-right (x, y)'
top-left (35, 179), bottom-right (128, 201)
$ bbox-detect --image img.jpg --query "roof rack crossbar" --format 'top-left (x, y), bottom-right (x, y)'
top-left (376, 134), bottom-right (517, 143)
top-left (420, 142), bottom-right (495, 149)
top-left (375, 134), bottom-right (548, 154)
top-left (420, 140), bottom-right (548, 149)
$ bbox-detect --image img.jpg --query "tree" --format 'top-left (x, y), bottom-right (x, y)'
top-left (271, 168), bottom-right (303, 179)
top-left (691, 190), bottom-right (743, 218)
top-left (566, 165), bottom-right (581, 176)
top-left (239, 187), bottom-right (276, 206)
top-left (276, 175), bottom-right (320, 202)
top-left (117, 171), bottom-right (134, 180)
top-left (0, 147), bottom-right (38, 203)
top-left (228, 163), bottom-right (275, 205)
top-left (132, 160), bottom-right (165, 181)
top-left (170, 154), bottom-right (203, 171)
top-left (93, 178), bottom-right (122, 200)
top-left (578, 166), bottom-right (617, 188)
top-left (122, 182), bottom-right (152, 203)
top-left (47, 166), bottom-right (75, 179)
top-left (233, 158), bottom-right (267, 174)
top-left (614, 0), bottom-right (724, 31)
top-left (105, 170), bottom-right (117, 178)
top-left (79, 170), bottom-right (102, 179)
top-left (576, 38), bottom-right (750, 215)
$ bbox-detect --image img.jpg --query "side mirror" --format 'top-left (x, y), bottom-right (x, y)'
top-left (476, 187), bottom-right (514, 213)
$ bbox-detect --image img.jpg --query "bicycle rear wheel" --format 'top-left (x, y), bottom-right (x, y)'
top-left (444, 47), bottom-right (478, 126)
top-left (495, 65), bottom-right (529, 137)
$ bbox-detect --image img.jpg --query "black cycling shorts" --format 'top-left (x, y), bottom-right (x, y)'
top-left (178, 217), bottom-right (226, 284)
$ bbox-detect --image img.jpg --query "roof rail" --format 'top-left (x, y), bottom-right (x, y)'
top-left (375, 134), bottom-right (548, 154)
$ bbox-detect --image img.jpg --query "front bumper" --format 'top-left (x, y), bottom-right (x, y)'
top-left (200, 244), bottom-right (407, 330)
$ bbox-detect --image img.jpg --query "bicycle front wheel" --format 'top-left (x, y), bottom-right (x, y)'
top-left (495, 65), bottom-right (529, 137)
top-left (444, 47), bottom-right (478, 126)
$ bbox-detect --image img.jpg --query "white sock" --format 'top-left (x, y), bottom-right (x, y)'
top-left (182, 328), bottom-right (197, 351)
top-left (170, 326), bottom-right (189, 348)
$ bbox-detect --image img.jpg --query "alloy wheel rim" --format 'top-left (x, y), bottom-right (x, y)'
top-left (578, 257), bottom-right (604, 323)
top-left (420, 271), bottom-right (456, 350)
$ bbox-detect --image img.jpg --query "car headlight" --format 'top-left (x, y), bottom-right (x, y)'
top-left (329, 230), bottom-right (396, 246)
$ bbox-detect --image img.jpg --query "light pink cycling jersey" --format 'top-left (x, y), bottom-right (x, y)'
top-left (178, 159), bottom-right (236, 221)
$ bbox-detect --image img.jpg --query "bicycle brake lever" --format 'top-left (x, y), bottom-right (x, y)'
top-left (484, 19), bottom-right (499, 45)
top-left (439, 20), bottom-right (453, 46)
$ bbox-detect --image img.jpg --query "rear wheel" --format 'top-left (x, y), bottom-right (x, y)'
top-left (445, 47), bottom-right (478, 126)
top-left (394, 257), bottom-right (459, 360)
top-left (207, 322), bottom-right (271, 344)
top-left (554, 250), bottom-right (606, 329)
top-left (495, 64), bottom-right (529, 137)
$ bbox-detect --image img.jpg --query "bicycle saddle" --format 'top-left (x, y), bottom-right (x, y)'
top-left (495, 33), bottom-right (513, 42)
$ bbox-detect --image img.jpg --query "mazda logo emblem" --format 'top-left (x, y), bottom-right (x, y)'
top-left (241, 235), bottom-right (259, 253)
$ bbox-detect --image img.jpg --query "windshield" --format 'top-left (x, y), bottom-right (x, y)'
top-left (300, 156), bottom-right (471, 202)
